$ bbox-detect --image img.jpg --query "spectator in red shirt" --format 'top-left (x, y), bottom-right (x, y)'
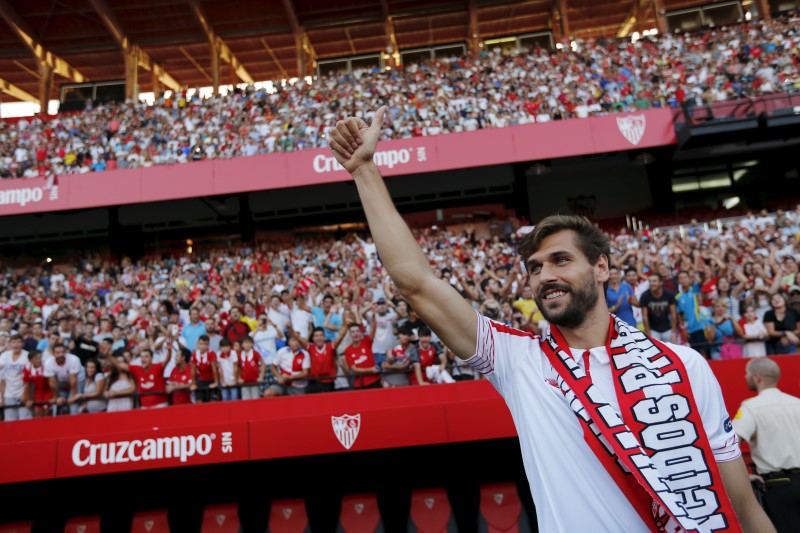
top-left (410, 327), bottom-right (453, 385)
top-left (21, 350), bottom-right (52, 417)
top-left (167, 348), bottom-right (193, 405)
top-left (343, 323), bottom-right (381, 390)
top-left (191, 335), bottom-right (219, 402)
top-left (223, 307), bottom-right (251, 344)
top-left (237, 336), bottom-right (265, 400)
top-left (299, 326), bottom-right (347, 394)
top-left (110, 349), bottom-right (169, 409)
top-left (264, 334), bottom-right (310, 397)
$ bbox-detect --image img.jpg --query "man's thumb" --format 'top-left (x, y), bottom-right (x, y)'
top-left (369, 106), bottom-right (387, 133)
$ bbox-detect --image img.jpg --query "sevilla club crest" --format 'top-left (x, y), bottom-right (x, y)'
top-left (332, 413), bottom-right (361, 450)
top-left (616, 114), bottom-right (647, 146)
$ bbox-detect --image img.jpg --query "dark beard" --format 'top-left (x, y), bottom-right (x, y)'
top-left (534, 276), bottom-right (599, 329)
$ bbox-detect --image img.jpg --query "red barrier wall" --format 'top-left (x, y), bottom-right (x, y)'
top-left (1, 355), bottom-right (795, 484)
top-left (0, 109), bottom-right (676, 216)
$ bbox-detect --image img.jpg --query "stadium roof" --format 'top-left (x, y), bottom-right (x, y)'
top-left (0, 0), bottom-right (724, 103)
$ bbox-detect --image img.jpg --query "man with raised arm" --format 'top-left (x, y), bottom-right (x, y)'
top-left (327, 107), bottom-right (773, 533)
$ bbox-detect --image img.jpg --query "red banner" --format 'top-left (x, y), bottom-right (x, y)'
top-left (0, 110), bottom-right (676, 216)
top-left (2, 355), bottom-right (791, 484)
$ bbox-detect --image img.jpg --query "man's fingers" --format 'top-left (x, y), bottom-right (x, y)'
top-left (369, 106), bottom-right (387, 134)
top-left (336, 121), bottom-right (358, 149)
top-left (328, 136), bottom-right (352, 159)
top-left (345, 118), bottom-right (363, 145)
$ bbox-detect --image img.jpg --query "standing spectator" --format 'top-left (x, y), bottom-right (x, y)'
top-left (676, 270), bottom-right (710, 356)
top-left (205, 319), bottom-right (223, 353)
top-left (606, 266), bottom-right (637, 327)
top-left (104, 362), bottom-right (135, 413)
top-left (290, 295), bottom-right (315, 340)
top-left (299, 327), bottom-right (345, 394)
top-left (167, 348), bottom-right (193, 406)
top-left (764, 293), bottom-right (800, 355)
top-left (267, 295), bottom-right (290, 335)
top-left (343, 323), bottom-right (381, 390)
top-left (264, 334), bottom-right (310, 397)
top-left (237, 337), bottom-right (265, 400)
top-left (73, 359), bottom-right (107, 413)
top-left (223, 307), bottom-right (250, 344)
top-left (251, 314), bottom-right (282, 367)
top-left (411, 327), bottom-right (453, 385)
top-left (215, 338), bottom-right (240, 401)
top-left (370, 298), bottom-right (397, 369)
top-left (739, 305), bottom-right (769, 358)
top-left (312, 295), bottom-right (342, 342)
top-left (639, 273), bottom-right (678, 343)
top-left (24, 323), bottom-right (45, 353)
top-left (0, 334), bottom-right (30, 420)
top-left (383, 327), bottom-right (416, 387)
top-left (153, 324), bottom-right (188, 368)
top-left (44, 343), bottom-right (83, 415)
top-left (191, 335), bottom-right (219, 402)
top-left (733, 357), bottom-right (800, 533)
top-left (110, 349), bottom-right (169, 409)
top-left (706, 299), bottom-right (744, 360)
top-left (22, 351), bottom-right (52, 417)
top-left (181, 308), bottom-right (206, 351)
top-left (71, 322), bottom-right (99, 366)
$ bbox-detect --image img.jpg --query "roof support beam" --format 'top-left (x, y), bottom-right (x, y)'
top-left (557, 0), bottom-right (570, 37)
top-left (0, 0), bottom-right (87, 107)
top-left (653, 0), bottom-right (666, 34)
top-left (186, 0), bottom-right (253, 93)
top-left (380, 0), bottom-right (399, 67)
top-left (468, 0), bottom-right (480, 56)
top-left (0, 77), bottom-right (38, 104)
top-left (756, 0), bottom-right (771, 20)
top-left (281, 0), bottom-right (316, 77)
top-left (618, 0), bottom-right (646, 37)
top-left (261, 37), bottom-right (288, 79)
top-left (87, 0), bottom-right (181, 99)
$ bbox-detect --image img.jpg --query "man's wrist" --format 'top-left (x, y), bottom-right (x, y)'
top-left (351, 161), bottom-right (378, 180)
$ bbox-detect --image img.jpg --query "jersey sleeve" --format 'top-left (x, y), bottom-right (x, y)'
top-left (463, 310), bottom-right (532, 395)
top-left (301, 351), bottom-right (311, 370)
top-left (677, 345), bottom-right (741, 462)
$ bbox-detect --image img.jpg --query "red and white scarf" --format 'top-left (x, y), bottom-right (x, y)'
top-left (541, 315), bottom-right (741, 533)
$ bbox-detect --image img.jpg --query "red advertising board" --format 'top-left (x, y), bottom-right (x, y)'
top-left (0, 109), bottom-right (676, 216)
top-left (1, 356), bottom-right (796, 484)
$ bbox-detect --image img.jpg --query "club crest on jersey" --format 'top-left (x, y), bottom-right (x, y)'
top-left (616, 114), bottom-right (646, 146)
top-left (332, 413), bottom-right (361, 450)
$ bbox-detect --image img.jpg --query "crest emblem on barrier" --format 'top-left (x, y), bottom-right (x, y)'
top-left (332, 413), bottom-right (361, 450)
top-left (616, 114), bottom-right (647, 146)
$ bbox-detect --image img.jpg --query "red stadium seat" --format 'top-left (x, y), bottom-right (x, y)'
top-left (0, 522), bottom-right (32, 533)
top-left (268, 499), bottom-right (310, 533)
top-left (337, 493), bottom-right (383, 533)
top-left (64, 516), bottom-right (101, 533)
top-left (408, 488), bottom-right (457, 533)
top-left (478, 483), bottom-right (531, 533)
top-left (202, 504), bottom-right (240, 533)
top-left (131, 510), bottom-right (169, 532)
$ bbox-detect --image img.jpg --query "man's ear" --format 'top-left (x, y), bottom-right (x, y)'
top-left (595, 254), bottom-right (610, 283)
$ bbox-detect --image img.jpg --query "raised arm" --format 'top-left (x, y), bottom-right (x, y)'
top-left (328, 108), bottom-right (477, 358)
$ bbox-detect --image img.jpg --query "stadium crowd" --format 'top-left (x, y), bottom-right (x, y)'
top-left (0, 204), bottom-right (799, 419)
top-left (1, 12), bottom-right (799, 179)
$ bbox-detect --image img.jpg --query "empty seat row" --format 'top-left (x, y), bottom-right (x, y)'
top-left (0, 483), bottom-right (527, 532)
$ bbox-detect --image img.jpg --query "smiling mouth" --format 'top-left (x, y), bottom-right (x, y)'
top-left (541, 288), bottom-right (569, 301)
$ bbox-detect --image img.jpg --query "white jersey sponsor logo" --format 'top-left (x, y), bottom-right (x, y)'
top-left (71, 432), bottom-right (227, 466)
top-left (616, 114), bottom-right (647, 146)
top-left (0, 187), bottom-right (44, 207)
top-left (332, 413), bottom-right (361, 450)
